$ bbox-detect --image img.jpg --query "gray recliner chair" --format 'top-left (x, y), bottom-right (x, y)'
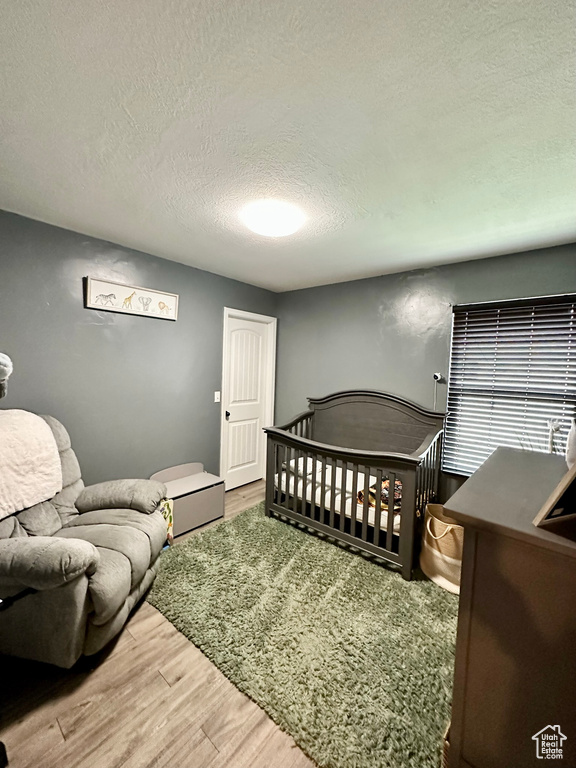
top-left (0, 415), bottom-right (168, 668)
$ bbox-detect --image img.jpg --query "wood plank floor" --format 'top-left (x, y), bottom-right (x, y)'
top-left (0, 481), bottom-right (316, 768)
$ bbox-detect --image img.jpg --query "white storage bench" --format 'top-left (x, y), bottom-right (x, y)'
top-left (150, 463), bottom-right (225, 537)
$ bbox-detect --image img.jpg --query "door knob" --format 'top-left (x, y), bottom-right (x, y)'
top-left (225, 410), bottom-right (230, 420)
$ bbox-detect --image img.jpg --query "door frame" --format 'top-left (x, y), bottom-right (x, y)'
top-left (219, 307), bottom-right (277, 486)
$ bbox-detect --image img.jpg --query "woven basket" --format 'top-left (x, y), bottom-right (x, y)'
top-left (420, 504), bottom-right (463, 594)
top-left (442, 723), bottom-right (450, 768)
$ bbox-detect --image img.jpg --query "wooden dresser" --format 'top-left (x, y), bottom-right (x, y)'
top-left (444, 448), bottom-right (576, 768)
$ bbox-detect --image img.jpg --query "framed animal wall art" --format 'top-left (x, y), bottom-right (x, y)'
top-left (84, 277), bottom-right (179, 321)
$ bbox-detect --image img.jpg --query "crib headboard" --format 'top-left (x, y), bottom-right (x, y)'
top-left (308, 390), bottom-right (444, 455)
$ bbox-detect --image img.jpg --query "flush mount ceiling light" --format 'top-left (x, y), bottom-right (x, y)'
top-left (239, 199), bottom-right (307, 237)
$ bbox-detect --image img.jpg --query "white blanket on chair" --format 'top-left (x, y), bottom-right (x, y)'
top-left (0, 410), bottom-right (63, 520)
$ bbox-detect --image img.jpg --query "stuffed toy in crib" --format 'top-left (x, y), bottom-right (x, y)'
top-left (357, 477), bottom-right (403, 512)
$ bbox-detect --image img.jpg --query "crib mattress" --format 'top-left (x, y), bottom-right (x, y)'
top-left (275, 458), bottom-right (401, 533)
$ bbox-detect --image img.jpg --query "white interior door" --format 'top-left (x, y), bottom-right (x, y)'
top-left (220, 308), bottom-right (276, 490)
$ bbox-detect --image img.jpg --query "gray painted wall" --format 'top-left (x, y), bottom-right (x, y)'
top-left (275, 245), bottom-right (576, 423)
top-left (0, 211), bottom-right (276, 485)
top-left (2, 209), bottom-right (574, 494)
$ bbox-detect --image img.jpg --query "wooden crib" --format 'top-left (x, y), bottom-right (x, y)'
top-left (264, 390), bottom-right (444, 579)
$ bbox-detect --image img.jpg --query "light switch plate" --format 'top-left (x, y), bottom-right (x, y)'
top-left (214, 391), bottom-right (221, 403)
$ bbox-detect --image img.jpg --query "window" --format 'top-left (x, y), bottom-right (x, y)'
top-left (443, 294), bottom-right (576, 476)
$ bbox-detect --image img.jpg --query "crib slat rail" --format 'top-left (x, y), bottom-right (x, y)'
top-left (351, 464), bottom-right (359, 533)
top-left (339, 460), bottom-right (347, 533)
top-left (385, 471), bottom-right (395, 553)
top-left (415, 430), bottom-right (443, 513)
top-left (282, 410), bottom-right (314, 439)
top-left (329, 457), bottom-right (337, 529)
top-left (361, 465), bottom-right (370, 543)
top-left (292, 448), bottom-right (299, 516)
top-left (320, 454), bottom-right (327, 521)
top-left (373, 468), bottom-right (383, 542)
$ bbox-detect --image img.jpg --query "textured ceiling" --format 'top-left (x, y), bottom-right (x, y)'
top-left (1, 1), bottom-right (575, 291)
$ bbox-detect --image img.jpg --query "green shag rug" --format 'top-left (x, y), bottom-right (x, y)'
top-left (147, 504), bottom-right (458, 768)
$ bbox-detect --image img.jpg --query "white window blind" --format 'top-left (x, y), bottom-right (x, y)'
top-left (444, 295), bottom-right (576, 476)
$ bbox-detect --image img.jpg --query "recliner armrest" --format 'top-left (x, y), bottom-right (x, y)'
top-left (0, 537), bottom-right (99, 591)
top-left (76, 479), bottom-right (167, 516)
